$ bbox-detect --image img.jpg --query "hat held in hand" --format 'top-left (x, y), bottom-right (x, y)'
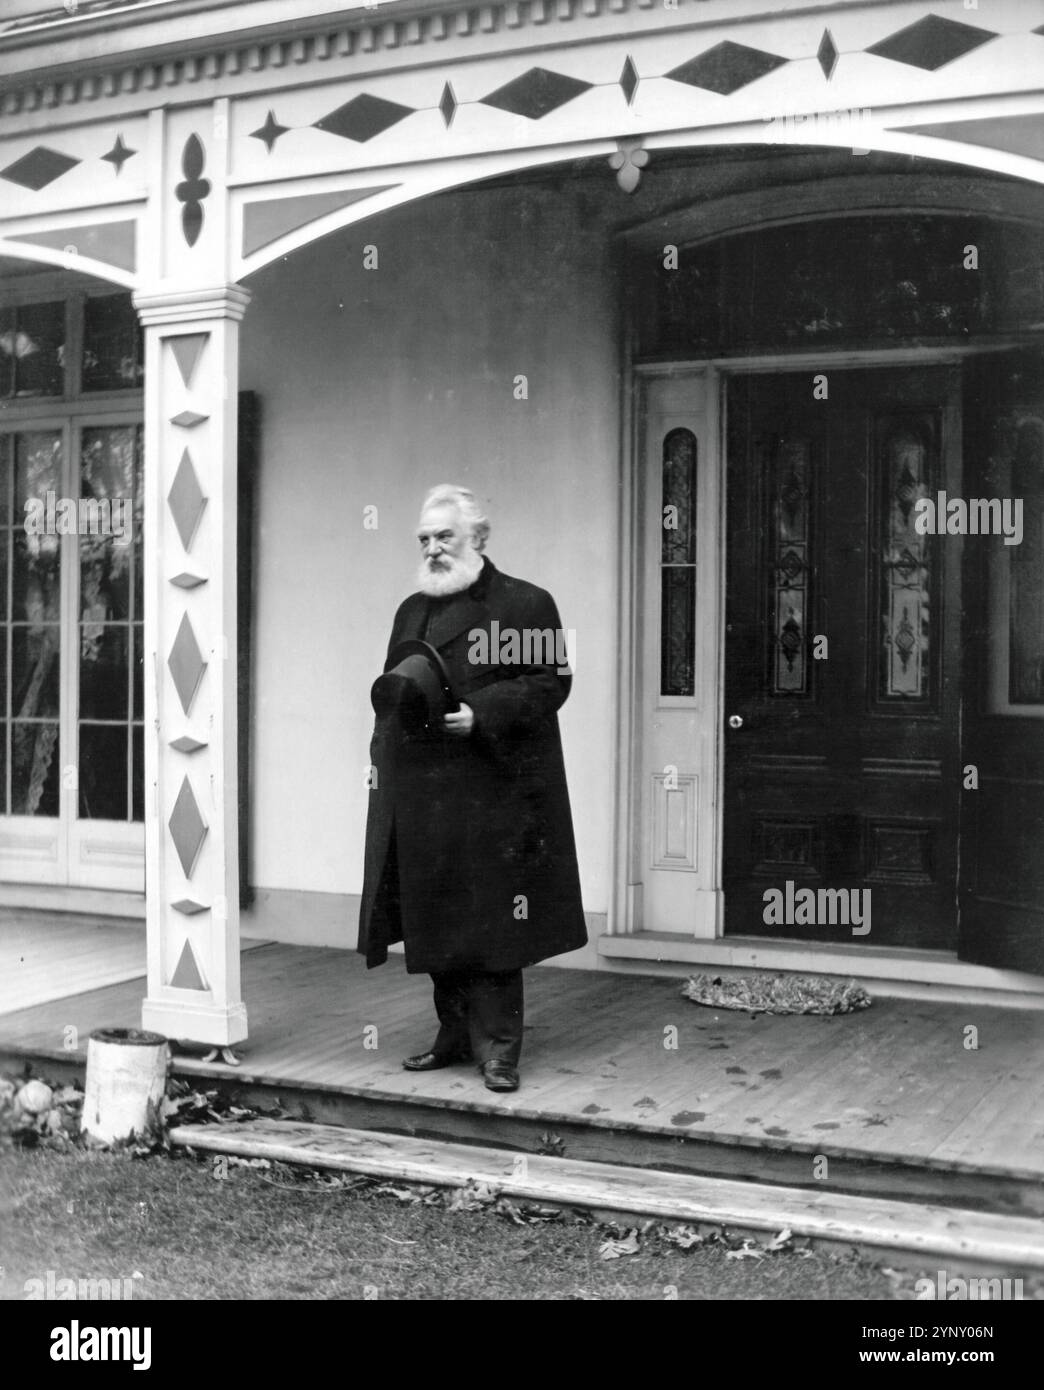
top-left (371, 639), bottom-right (460, 734)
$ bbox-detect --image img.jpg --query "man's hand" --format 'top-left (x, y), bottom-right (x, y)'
top-left (444, 703), bottom-right (474, 737)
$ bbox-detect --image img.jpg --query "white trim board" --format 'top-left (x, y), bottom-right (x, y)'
top-left (170, 1117), bottom-right (1044, 1272)
top-left (598, 933), bottom-right (1044, 1010)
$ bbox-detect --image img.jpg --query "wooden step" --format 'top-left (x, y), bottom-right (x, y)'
top-left (169, 1118), bottom-right (1044, 1271)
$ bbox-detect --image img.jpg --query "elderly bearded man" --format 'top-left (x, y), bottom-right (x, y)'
top-left (358, 484), bottom-right (587, 1091)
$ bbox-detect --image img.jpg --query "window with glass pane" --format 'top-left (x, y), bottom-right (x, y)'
top-left (878, 421), bottom-right (934, 703)
top-left (0, 301), bottom-right (64, 398)
top-left (82, 295), bottom-right (144, 392)
top-left (3, 431), bottom-right (63, 815)
top-left (769, 438), bottom-right (812, 696)
top-left (660, 428), bottom-right (697, 697)
top-left (78, 425), bottom-right (144, 821)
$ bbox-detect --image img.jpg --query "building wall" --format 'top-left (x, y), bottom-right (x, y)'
top-left (238, 181), bottom-right (621, 959)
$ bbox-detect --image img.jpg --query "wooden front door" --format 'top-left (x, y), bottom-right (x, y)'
top-left (960, 350), bottom-right (1044, 975)
top-left (723, 366), bottom-right (963, 949)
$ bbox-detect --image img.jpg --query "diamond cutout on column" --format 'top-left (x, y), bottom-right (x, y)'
top-left (1, 145), bottom-right (80, 190)
top-left (480, 67), bottom-right (592, 119)
top-left (170, 410), bottom-right (208, 429)
top-left (867, 15), bottom-right (996, 70)
top-left (171, 937), bottom-right (208, 989)
top-left (168, 450), bottom-right (207, 550)
top-left (168, 775), bottom-right (208, 878)
top-left (666, 42), bottom-right (787, 95)
top-left (172, 899), bottom-right (208, 916)
top-left (171, 735), bottom-right (208, 754)
top-left (168, 612), bottom-right (207, 715)
top-left (817, 29), bottom-right (839, 80)
top-left (313, 94), bottom-right (414, 142)
top-left (170, 571), bottom-right (207, 590)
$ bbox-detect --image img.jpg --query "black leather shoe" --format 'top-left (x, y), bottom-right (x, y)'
top-left (481, 1060), bottom-right (520, 1092)
top-left (402, 1049), bottom-right (471, 1072)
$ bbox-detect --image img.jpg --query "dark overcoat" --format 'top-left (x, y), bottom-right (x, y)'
top-left (357, 557), bottom-right (587, 974)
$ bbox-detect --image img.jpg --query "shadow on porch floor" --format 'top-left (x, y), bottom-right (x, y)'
top-left (2, 930), bottom-right (1043, 1213)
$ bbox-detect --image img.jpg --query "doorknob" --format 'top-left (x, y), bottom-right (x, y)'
top-left (728, 714), bottom-right (744, 730)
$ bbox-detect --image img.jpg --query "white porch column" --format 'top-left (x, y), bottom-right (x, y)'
top-left (133, 284), bottom-right (251, 1049)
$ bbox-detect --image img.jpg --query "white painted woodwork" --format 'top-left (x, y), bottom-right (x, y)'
top-left (135, 285), bottom-right (249, 1047)
top-left (633, 370), bottom-right (722, 938)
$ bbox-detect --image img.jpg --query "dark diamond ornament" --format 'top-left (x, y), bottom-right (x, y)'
top-left (102, 134), bottom-right (136, 174)
top-left (867, 15), bottom-right (996, 70)
top-left (168, 449), bottom-right (207, 550)
top-left (439, 83), bottom-right (458, 127)
top-left (250, 110), bottom-right (289, 153)
top-left (168, 613), bottom-right (207, 715)
top-left (817, 29), bottom-right (839, 80)
top-left (779, 614), bottom-right (803, 671)
top-left (778, 548), bottom-right (805, 582)
top-left (171, 735), bottom-right (207, 754)
top-left (894, 607), bottom-right (916, 671)
top-left (168, 775), bottom-right (208, 878)
top-left (892, 548), bottom-right (920, 582)
top-left (1, 145), bottom-right (79, 190)
top-left (666, 42), bottom-right (787, 95)
top-left (313, 94), bottom-right (413, 142)
top-left (620, 56), bottom-right (639, 105)
top-left (481, 67), bottom-right (592, 119)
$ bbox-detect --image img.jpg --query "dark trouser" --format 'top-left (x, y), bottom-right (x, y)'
top-left (431, 968), bottom-right (524, 1066)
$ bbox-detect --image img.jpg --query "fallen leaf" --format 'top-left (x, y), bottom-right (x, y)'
top-left (764, 1227), bottom-right (793, 1252)
top-left (661, 1223), bottom-right (704, 1249)
top-left (599, 1229), bottom-right (640, 1260)
top-left (725, 1240), bottom-right (765, 1261)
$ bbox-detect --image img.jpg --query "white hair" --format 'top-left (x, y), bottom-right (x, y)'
top-left (421, 484), bottom-right (490, 552)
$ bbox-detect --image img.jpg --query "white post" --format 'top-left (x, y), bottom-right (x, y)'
top-left (133, 284), bottom-right (250, 1049)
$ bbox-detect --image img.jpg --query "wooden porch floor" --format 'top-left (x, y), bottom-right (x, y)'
top-left (2, 927), bottom-right (1043, 1213)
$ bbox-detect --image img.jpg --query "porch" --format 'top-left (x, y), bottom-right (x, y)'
top-left (3, 916), bottom-right (1043, 1222)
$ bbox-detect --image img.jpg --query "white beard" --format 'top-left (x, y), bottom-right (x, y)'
top-left (416, 547), bottom-right (484, 597)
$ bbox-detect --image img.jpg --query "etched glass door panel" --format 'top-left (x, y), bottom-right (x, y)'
top-left (724, 368), bottom-right (961, 949)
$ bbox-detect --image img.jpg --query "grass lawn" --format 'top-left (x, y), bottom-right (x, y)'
top-left (2, 1145), bottom-right (938, 1300)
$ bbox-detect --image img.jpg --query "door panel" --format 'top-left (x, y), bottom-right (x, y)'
top-left (634, 372), bottom-right (722, 937)
top-left (960, 351), bottom-right (1044, 974)
top-left (724, 367), bottom-right (963, 949)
